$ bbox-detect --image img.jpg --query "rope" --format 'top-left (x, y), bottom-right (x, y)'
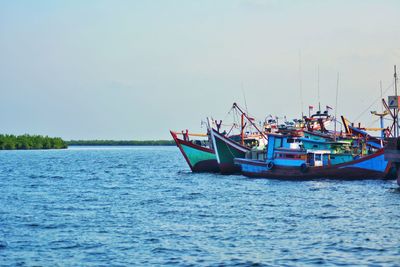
top-left (226, 141), bottom-right (237, 158)
top-left (352, 81), bottom-right (394, 122)
top-left (365, 118), bottom-right (381, 129)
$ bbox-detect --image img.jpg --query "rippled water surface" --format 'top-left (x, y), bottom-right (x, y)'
top-left (1, 146), bottom-right (400, 266)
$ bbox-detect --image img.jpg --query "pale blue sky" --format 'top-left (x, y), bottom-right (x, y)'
top-left (1, 0), bottom-right (400, 140)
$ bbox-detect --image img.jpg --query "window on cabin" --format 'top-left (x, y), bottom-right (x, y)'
top-left (315, 154), bottom-right (322, 161)
top-left (313, 145), bottom-right (318, 148)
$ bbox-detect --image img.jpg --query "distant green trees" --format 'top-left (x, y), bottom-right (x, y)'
top-left (0, 134), bottom-right (67, 150)
top-left (67, 140), bottom-right (174, 146)
top-left (0, 135), bottom-right (175, 149)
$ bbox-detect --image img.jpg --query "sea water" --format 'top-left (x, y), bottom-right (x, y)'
top-left (0, 146), bottom-right (400, 266)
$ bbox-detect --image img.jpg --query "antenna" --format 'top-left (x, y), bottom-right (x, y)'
top-left (395, 65), bottom-right (399, 137)
top-left (380, 80), bottom-right (383, 112)
top-left (299, 50), bottom-right (304, 117)
top-left (241, 82), bottom-right (250, 132)
top-left (334, 72), bottom-right (340, 141)
top-left (395, 65), bottom-right (398, 96)
top-left (241, 82), bottom-right (249, 116)
top-left (317, 65), bottom-right (321, 111)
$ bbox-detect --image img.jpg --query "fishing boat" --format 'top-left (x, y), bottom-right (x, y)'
top-left (209, 103), bottom-right (335, 174)
top-left (170, 130), bottom-right (219, 173)
top-left (384, 137), bottom-right (400, 185)
top-left (383, 66), bottom-right (400, 185)
top-left (234, 132), bottom-right (392, 180)
top-left (208, 103), bottom-right (268, 174)
top-left (209, 128), bottom-right (256, 174)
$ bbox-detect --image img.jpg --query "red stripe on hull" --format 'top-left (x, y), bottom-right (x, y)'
top-left (171, 130), bottom-right (219, 173)
top-left (172, 133), bottom-right (214, 154)
top-left (211, 129), bottom-right (250, 152)
top-left (171, 131), bottom-right (195, 171)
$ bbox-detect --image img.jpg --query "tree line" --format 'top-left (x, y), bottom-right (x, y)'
top-left (0, 134), bottom-right (68, 150)
top-left (67, 140), bottom-right (175, 146)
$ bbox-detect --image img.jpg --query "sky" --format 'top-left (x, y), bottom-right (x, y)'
top-left (1, 0), bottom-right (400, 140)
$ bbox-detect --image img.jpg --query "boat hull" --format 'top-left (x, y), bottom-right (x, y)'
top-left (235, 149), bottom-right (393, 180)
top-left (383, 137), bottom-right (400, 185)
top-left (170, 131), bottom-right (219, 173)
top-left (210, 129), bottom-right (250, 174)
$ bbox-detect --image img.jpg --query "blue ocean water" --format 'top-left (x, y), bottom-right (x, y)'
top-left (0, 146), bottom-right (400, 266)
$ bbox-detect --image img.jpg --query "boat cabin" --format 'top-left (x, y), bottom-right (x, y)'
top-left (273, 148), bottom-right (307, 166)
top-left (306, 150), bottom-right (330, 167)
top-left (266, 133), bottom-right (356, 167)
top-left (300, 138), bottom-right (352, 154)
top-left (303, 131), bottom-right (334, 142)
top-left (266, 134), bottom-right (305, 166)
top-left (266, 134), bottom-right (301, 159)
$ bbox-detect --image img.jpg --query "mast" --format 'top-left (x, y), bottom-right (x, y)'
top-left (317, 65), bottom-right (321, 112)
top-left (233, 103), bottom-right (268, 140)
top-left (395, 65), bottom-right (398, 137)
top-left (395, 65), bottom-right (398, 96)
top-left (379, 81), bottom-right (385, 138)
top-left (380, 80), bottom-right (383, 112)
top-left (241, 113), bottom-right (245, 145)
top-left (299, 50), bottom-right (304, 118)
top-left (334, 73), bottom-right (340, 141)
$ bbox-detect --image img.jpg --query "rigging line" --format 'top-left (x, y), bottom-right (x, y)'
top-left (317, 65), bottom-right (320, 110)
top-left (223, 106), bottom-right (235, 123)
top-left (230, 109), bottom-right (238, 135)
top-left (233, 108), bottom-right (238, 126)
top-left (366, 118), bottom-right (381, 128)
top-left (380, 80), bottom-right (383, 113)
top-left (352, 80), bottom-right (395, 122)
top-left (334, 72), bottom-right (340, 139)
top-left (241, 83), bottom-right (249, 116)
top-left (226, 142), bottom-right (237, 158)
top-left (299, 50), bottom-right (304, 116)
top-left (220, 123), bottom-right (237, 127)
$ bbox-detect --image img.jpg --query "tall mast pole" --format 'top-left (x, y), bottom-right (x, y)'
top-left (380, 80), bottom-right (383, 112)
top-left (334, 73), bottom-right (340, 141)
top-left (380, 81), bottom-right (384, 138)
top-left (241, 113), bottom-right (245, 146)
top-left (395, 65), bottom-right (398, 137)
top-left (318, 65), bottom-right (321, 112)
top-left (299, 50), bottom-right (304, 118)
top-left (395, 65), bottom-right (398, 96)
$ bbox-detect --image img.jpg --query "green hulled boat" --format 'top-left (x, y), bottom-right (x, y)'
top-left (170, 131), bottom-right (219, 172)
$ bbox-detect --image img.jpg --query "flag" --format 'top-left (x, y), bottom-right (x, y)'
top-left (326, 105), bottom-right (333, 110)
top-left (309, 105), bottom-right (314, 110)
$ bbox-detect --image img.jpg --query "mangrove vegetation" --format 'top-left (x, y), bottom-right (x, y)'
top-left (0, 134), bottom-right (68, 150)
top-left (67, 140), bottom-right (175, 146)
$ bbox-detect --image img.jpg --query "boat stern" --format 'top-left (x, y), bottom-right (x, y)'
top-left (384, 137), bottom-right (400, 185)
